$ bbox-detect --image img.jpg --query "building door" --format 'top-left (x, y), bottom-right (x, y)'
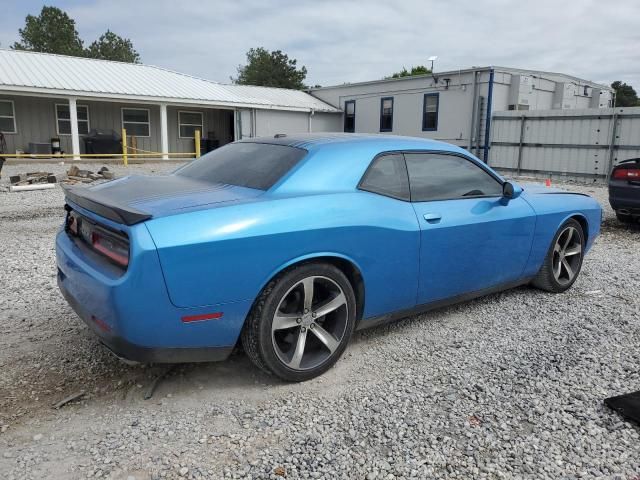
top-left (236, 109), bottom-right (254, 139)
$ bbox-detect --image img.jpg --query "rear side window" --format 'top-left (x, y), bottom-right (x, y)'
top-left (359, 154), bottom-right (410, 201)
top-left (176, 142), bottom-right (306, 190)
top-left (405, 153), bottom-right (502, 201)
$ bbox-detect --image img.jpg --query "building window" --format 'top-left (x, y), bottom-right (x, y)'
top-left (122, 108), bottom-right (150, 137)
top-left (0, 100), bottom-right (16, 134)
top-left (344, 100), bottom-right (355, 132)
top-left (56, 104), bottom-right (90, 135)
top-left (380, 97), bottom-right (393, 132)
top-left (178, 111), bottom-right (204, 138)
top-left (422, 93), bottom-right (439, 131)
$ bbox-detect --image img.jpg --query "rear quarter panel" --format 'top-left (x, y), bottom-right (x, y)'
top-left (521, 191), bottom-right (601, 277)
top-left (145, 192), bottom-right (420, 319)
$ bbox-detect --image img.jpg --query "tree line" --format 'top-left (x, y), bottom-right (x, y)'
top-left (12, 6), bottom-right (140, 63)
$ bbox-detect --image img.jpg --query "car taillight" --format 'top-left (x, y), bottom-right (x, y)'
top-left (91, 231), bottom-right (129, 267)
top-left (612, 167), bottom-right (640, 180)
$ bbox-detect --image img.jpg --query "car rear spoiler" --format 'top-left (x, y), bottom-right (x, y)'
top-left (61, 184), bottom-right (152, 226)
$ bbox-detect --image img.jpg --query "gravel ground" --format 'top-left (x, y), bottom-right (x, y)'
top-left (0, 163), bottom-right (639, 480)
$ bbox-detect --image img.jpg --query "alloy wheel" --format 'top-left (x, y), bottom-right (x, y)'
top-left (271, 275), bottom-right (349, 371)
top-left (552, 226), bottom-right (582, 285)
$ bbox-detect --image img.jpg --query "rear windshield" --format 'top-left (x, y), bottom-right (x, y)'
top-left (175, 142), bottom-right (307, 190)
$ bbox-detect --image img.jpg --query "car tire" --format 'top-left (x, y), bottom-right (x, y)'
top-left (532, 218), bottom-right (585, 293)
top-left (241, 262), bottom-right (357, 382)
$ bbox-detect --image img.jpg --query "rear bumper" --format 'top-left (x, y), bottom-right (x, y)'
top-left (56, 212), bottom-right (251, 363)
top-left (58, 274), bottom-right (233, 363)
top-left (609, 182), bottom-right (640, 214)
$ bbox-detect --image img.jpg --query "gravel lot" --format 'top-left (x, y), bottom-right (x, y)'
top-left (0, 162), bottom-right (639, 480)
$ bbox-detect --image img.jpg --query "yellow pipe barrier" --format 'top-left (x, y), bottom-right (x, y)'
top-left (2, 124), bottom-right (198, 160)
top-left (121, 128), bottom-right (128, 166)
top-left (0, 153), bottom-right (197, 158)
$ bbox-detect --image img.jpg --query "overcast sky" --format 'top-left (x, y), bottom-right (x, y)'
top-left (1, 0), bottom-right (639, 89)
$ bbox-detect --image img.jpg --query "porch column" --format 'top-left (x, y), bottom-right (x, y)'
top-left (159, 103), bottom-right (169, 160)
top-left (68, 97), bottom-right (80, 160)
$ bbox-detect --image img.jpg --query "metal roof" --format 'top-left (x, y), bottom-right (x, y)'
top-left (311, 66), bottom-right (612, 92)
top-left (0, 49), bottom-right (339, 113)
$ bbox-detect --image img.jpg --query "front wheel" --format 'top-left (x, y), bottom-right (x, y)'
top-left (532, 219), bottom-right (585, 293)
top-left (241, 263), bottom-right (357, 382)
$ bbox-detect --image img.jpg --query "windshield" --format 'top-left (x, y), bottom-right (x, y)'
top-left (175, 142), bottom-right (307, 190)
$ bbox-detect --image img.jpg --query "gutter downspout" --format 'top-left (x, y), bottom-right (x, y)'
top-left (483, 68), bottom-right (494, 163)
top-left (308, 108), bottom-right (315, 132)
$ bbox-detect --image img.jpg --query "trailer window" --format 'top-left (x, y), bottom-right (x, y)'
top-left (422, 93), bottom-right (439, 131)
top-left (380, 97), bottom-right (393, 132)
top-left (344, 100), bottom-right (355, 132)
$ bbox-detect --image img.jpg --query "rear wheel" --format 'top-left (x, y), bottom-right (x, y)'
top-left (241, 263), bottom-right (356, 382)
top-left (532, 219), bottom-right (585, 293)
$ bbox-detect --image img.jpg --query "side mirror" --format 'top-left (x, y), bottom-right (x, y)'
top-left (502, 181), bottom-right (522, 199)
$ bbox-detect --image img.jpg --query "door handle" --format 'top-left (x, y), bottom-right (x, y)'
top-left (423, 213), bottom-right (442, 223)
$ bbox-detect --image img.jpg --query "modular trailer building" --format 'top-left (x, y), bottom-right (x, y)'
top-left (309, 67), bottom-right (614, 162)
top-left (0, 49), bottom-right (341, 159)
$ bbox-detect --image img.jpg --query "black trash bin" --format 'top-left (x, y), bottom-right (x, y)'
top-left (200, 138), bottom-right (220, 154)
top-left (84, 129), bottom-right (122, 155)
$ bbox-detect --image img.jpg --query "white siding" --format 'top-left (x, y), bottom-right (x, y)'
top-left (255, 110), bottom-right (311, 137)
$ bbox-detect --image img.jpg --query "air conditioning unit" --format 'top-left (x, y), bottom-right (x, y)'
top-left (553, 82), bottom-right (577, 109)
top-left (509, 75), bottom-right (534, 109)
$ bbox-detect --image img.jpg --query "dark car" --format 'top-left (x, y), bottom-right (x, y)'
top-left (609, 158), bottom-right (640, 223)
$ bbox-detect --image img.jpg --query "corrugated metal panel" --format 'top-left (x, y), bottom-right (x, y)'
top-left (489, 107), bottom-right (640, 178)
top-left (0, 49), bottom-right (339, 113)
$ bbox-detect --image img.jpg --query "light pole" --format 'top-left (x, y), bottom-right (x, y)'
top-left (428, 55), bottom-right (438, 73)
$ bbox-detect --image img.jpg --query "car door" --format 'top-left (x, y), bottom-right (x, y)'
top-left (405, 152), bottom-right (536, 305)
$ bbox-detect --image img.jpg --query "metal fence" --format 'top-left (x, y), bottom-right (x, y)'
top-left (489, 107), bottom-right (640, 181)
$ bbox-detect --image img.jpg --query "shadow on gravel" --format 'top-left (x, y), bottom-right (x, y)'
top-left (600, 216), bottom-right (640, 234)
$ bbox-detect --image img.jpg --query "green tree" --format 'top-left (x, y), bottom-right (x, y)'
top-left (86, 30), bottom-right (140, 63)
top-left (233, 47), bottom-right (307, 89)
top-left (611, 81), bottom-right (639, 107)
top-left (390, 65), bottom-right (432, 79)
top-left (12, 6), bottom-right (84, 56)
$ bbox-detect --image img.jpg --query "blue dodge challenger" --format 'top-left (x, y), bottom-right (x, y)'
top-left (57, 134), bottom-right (601, 381)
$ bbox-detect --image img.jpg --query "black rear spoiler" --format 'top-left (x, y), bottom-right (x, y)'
top-left (61, 184), bottom-right (152, 226)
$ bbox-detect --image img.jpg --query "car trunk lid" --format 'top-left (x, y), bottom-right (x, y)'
top-left (62, 175), bottom-right (264, 226)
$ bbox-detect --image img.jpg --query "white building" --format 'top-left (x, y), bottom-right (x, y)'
top-left (309, 67), bottom-right (614, 162)
top-left (0, 49), bottom-right (341, 159)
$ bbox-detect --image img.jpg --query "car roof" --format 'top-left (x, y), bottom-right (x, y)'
top-left (238, 132), bottom-right (460, 153)
top-left (240, 133), bottom-right (486, 195)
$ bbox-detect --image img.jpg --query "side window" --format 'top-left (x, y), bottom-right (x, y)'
top-left (379, 97), bottom-right (393, 132)
top-left (178, 111), bottom-right (204, 138)
top-left (359, 154), bottom-right (410, 201)
top-left (344, 100), bottom-right (355, 132)
top-left (422, 93), bottom-right (439, 131)
top-left (56, 104), bottom-right (90, 135)
top-left (0, 100), bottom-right (16, 133)
top-left (122, 108), bottom-right (150, 137)
top-left (405, 153), bottom-right (502, 201)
